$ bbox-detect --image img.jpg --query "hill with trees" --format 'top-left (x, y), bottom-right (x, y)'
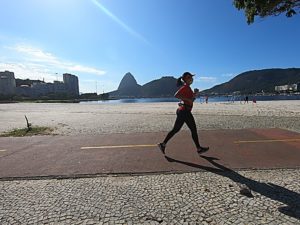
top-left (201, 68), bottom-right (300, 95)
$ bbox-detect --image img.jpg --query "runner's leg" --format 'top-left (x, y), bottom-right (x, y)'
top-left (185, 112), bottom-right (201, 148)
top-left (163, 110), bottom-right (185, 144)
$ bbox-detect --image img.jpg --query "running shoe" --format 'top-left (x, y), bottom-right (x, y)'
top-left (197, 146), bottom-right (209, 154)
top-left (157, 143), bottom-right (166, 154)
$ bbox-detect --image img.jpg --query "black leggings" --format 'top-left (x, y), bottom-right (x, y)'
top-left (163, 109), bottom-right (200, 148)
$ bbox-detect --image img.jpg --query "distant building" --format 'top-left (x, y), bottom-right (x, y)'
top-left (63, 73), bottom-right (79, 97)
top-left (0, 71), bottom-right (79, 98)
top-left (0, 71), bottom-right (16, 95)
top-left (16, 85), bottom-right (33, 97)
top-left (275, 84), bottom-right (298, 93)
top-left (28, 80), bottom-right (67, 97)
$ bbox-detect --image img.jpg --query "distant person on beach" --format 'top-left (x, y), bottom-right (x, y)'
top-left (244, 96), bottom-right (249, 104)
top-left (205, 95), bottom-right (208, 104)
top-left (158, 72), bottom-right (209, 155)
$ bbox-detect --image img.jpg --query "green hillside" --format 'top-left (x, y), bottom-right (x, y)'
top-left (202, 68), bottom-right (300, 95)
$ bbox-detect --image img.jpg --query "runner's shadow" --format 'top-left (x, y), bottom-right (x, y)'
top-left (165, 155), bottom-right (300, 220)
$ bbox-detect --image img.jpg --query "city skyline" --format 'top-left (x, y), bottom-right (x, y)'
top-left (0, 70), bottom-right (79, 97)
top-left (1, 0), bottom-right (300, 93)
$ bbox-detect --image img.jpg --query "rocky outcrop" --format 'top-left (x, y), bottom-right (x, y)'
top-left (110, 73), bottom-right (178, 98)
top-left (116, 72), bottom-right (142, 97)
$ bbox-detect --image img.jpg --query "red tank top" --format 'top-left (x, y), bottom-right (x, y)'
top-left (177, 84), bottom-right (194, 111)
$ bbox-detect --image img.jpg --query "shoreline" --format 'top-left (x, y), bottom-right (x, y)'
top-left (0, 100), bottom-right (299, 136)
top-left (1, 92), bottom-right (300, 104)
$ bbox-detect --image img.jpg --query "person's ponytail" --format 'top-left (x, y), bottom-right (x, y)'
top-left (177, 77), bottom-right (183, 87)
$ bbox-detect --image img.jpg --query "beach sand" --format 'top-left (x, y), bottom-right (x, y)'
top-left (0, 100), bottom-right (300, 135)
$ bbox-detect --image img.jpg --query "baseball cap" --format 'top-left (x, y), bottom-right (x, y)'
top-left (182, 72), bottom-right (195, 79)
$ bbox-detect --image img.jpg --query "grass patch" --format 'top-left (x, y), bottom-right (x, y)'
top-left (0, 126), bottom-right (55, 137)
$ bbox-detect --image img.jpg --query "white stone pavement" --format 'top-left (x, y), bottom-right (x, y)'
top-left (1, 169), bottom-right (300, 225)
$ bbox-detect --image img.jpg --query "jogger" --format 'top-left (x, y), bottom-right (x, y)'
top-left (158, 71), bottom-right (209, 154)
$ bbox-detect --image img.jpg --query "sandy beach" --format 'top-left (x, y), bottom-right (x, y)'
top-left (1, 101), bottom-right (300, 224)
top-left (0, 100), bottom-right (300, 135)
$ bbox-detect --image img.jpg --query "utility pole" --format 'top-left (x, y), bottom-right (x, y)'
top-left (95, 81), bottom-right (98, 95)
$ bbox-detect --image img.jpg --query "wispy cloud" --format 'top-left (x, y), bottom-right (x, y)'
top-left (91, 0), bottom-right (150, 45)
top-left (10, 45), bottom-right (58, 63)
top-left (7, 44), bottom-right (106, 76)
top-left (0, 62), bottom-right (57, 82)
top-left (197, 76), bottom-right (217, 82)
top-left (221, 73), bottom-right (235, 78)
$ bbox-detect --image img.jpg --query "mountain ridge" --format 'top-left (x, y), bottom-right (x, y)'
top-left (109, 73), bottom-right (178, 98)
top-left (201, 68), bottom-right (300, 95)
top-left (109, 68), bottom-right (300, 98)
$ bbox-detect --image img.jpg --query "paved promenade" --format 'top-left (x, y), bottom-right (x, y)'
top-left (1, 169), bottom-right (300, 224)
top-left (1, 128), bottom-right (300, 224)
top-left (1, 128), bottom-right (300, 179)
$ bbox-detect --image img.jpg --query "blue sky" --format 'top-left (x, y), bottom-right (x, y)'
top-left (0, 0), bottom-right (300, 93)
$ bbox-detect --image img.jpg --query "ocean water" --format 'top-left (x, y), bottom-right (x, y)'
top-left (80, 95), bottom-right (300, 104)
